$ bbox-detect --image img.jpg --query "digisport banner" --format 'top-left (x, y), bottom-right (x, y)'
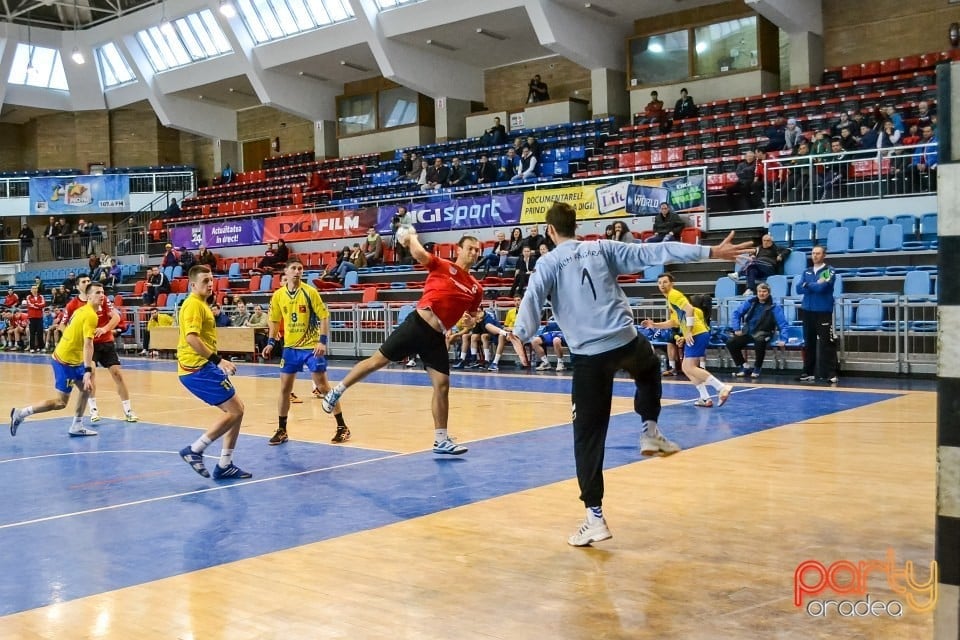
top-left (262, 208), bottom-right (379, 243)
top-left (170, 219), bottom-right (265, 249)
top-left (376, 193), bottom-right (523, 234)
top-left (30, 175), bottom-right (130, 215)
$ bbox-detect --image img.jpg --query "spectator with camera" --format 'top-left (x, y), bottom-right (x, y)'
top-left (526, 75), bottom-right (549, 103)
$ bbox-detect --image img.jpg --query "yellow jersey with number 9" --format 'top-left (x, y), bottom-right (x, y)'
top-left (268, 283), bottom-right (329, 349)
top-left (178, 293), bottom-right (217, 375)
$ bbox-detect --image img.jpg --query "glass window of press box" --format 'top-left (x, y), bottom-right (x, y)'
top-left (628, 29), bottom-right (689, 86)
top-left (337, 94), bottom-right (376, 136)
top-left (379, 87), bottom-right (419, 128)
top-left (693, 17), bottom-right (758, 76)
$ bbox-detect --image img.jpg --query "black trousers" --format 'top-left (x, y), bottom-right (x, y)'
top-left (726, 333), bottom-right (770, 368)
top-left (29, 318), bottom-right (43, 350)
top-left (801, 310), bottom-right (837, 378)
top-left (571, 335), bottom-right (662, 508)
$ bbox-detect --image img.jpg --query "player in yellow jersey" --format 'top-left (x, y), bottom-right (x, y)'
top-left (10, 281), bottom-right (105, 437)
top-left (176, 265), bottom-right (251, 480)
top-left (642, 272), bottom-right (733, 407)
top-left (262, 257), bottom-right (349, 445)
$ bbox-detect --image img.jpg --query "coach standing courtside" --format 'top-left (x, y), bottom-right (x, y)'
top-left (513, 202), bottom-right (752, 547)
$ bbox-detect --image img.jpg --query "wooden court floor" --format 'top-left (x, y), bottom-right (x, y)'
top-left (0, 355), bottom-right (936, 640)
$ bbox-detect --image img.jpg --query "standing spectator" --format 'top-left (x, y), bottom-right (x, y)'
top-left (56, 217), bottom-right (72, 259)
top-left (476, 154), bottom-right (498, 185)
top-left (783, 140), bottom-right (813, 202)
top-left (43, 216), bottom-right (59, 261)
top-left (362, 227), bottom-right (383, 266)
top-left (610, 221), bottom-right (635, 243)
top-left (447, 156), bottom-right (470, 187)
top-left (726, 150), bottom-right (761, 210)
top-left (510, 147), bottom-right (539, 183)
top-left (764, 117), bottom-right (787, 152)
top-left (524, 136), bottom-right (541, 160)
top-left (796, 245), bottom-right (838, 384)
top-left (220, 163), bottom-right (235, 184)
top-left (644, 203), bottom-right (686, 243)
top-left (526, 74), bottom-right (550, 103)
top-left (907, 125), bottom-right (938, 193)
top-left (25, 285), bottom-right (45, 353)
top-left (673, 88), bottom-right (698, 120)
top-left (142, 266), bottom-right (170, 306)
top-left (390, 205), bottom-right (414, 265)
top-left (513, 202), bottom-right (750, 546)
top-left (730, 234), bottom-right (789, 295)
top-left (18, 224), bottom-right (34, 262)
top-left (43, 306), bottom-right (58, 351)
top-left (726, 283), bottom-right (788, 378)
top-left (76, 218), bottom-right (98, 256)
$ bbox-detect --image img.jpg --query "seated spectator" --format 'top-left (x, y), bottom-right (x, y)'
top-left (781, 140), bottom-right (812, 202)
top-left (362, 227), bottom-right (383, 266)
top-left (538, 242), bottom-right (551, 258)
top-left (423, 157), bottom-right (449, 191)
top-left (610, 220), bottom-right (635, 243)
top-left (673, 88), bottom-right (698, 121)
top-left (211, 304), bottom-right (231, 328)
top-left (275, 238), bottom-right (290, 267)
top-left (50, 286), bottom-right (67, 306)
top-left (394, 151), bottom-right (413, 179)
top-left (837, 126), bottom-right (858, 151)
top-left (509, 245), bottom-right (537, 297)
top-left (726, 283), bottom-right (788, 378)
top-left (414, 159), bottom-right (430, 190)
top-left (3, 287), bottom-right (19, 309)
top-left (531, 320), bottom-right (566, 371)
top-left (161, 243), bottom-right (179, 269)
top-left (754, 147), bottom-right (781, 204)
top-left (817, 138), bottom-right (849, 200)
top-left (197, 245), bottom-right (217, 270)
top-left (406, 153), bottom-right (423, 182)
top-left (857, 123), bottom-right (879, 150)
top-left (830, 112), bottom-right (854, 138)
top-left (764, 117), bottom-right (787, 152)
top-left (32, 276), bottom-right (45, 295)
top-left (637, 90), bottom-right (666, 127)
top-left (878, 119), bottom-right (901, 152)
top-left (811, 130), bottom-right (831, 156)
top-left (522, 225), bottom-right (545, 252)
top-left (907, 125), bottom-right (938, 193)
top-left (230, 301), bottom-right (250, 327)
top-left (390, 205), bottom-right (414, 265)
top-left (179, 247), bottom-right (195, 271)
top-left (142, 266), bottom-right (171, 306)
top-left (729, 234), bottom-right (790, 295)
top-left (106, 259), bottom-right (123, 289)
top-left (44, 307), bottom-right (60, 351)
top-left (475, 231), bottom-right (511, 277)
top-left (783, 118), bottom-right (804, 152)
top-left (331, 246), bottom-right (361, 282)
top-left (499, 148), bottom-right (519, 181)
top-left (447, 156), bottom-right (471, 188)
top-left (726, 150), bottom-right (761, 210)
top-left (479, 117), bottom-right (507, 146)
top-left (305, 171), bottom-right (331, 193)
top-left (915, 101), bottom-right (935, 129)
top-left (510, 147), bottom-right (539, 183)
top-left (476, 154), bottom-right (498, 185)
top-left (644, 203), bottom-right (685, 243)
top-left (162, 198), bottom-right (181, 219)
top-left (221, 163), bottom-right (235, 184)
top-left (524, 136), bottom-right (541, 160)
top-left (62, 271), bottom-right (78, 296)
top-left (604, 225), bottom-right (615, 240)
top-left (87, 253), bottom-right (101, 278)
top-left (139, 307), bottom-right (174, 356)
top-left (245, 304), bottom-right (269, 354)
top-left (505, 227), bottom-right (524, 257)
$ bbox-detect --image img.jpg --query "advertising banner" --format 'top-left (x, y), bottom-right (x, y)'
top-left (624, 176), bottom-right (705, 215)
top-left (262, 208), bottom-right (378, 243)
top-left (170, 219), bottom-right (265, 249)
top-left (376, 194), bottom-right (523, 234)
top-left (519, 185), bottom-right (597, 223)
top-left (30, 175), bottom-right (130, 215)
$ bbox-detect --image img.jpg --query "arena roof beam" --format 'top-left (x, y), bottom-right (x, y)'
top-left (744, 0), bottom-right (822, 36)
top-left (524, 0), bottom-right (631, 72)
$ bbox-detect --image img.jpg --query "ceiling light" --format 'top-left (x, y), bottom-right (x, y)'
top-left (339, 60), bottom-right (369, 72)
top-left (583, 2), bottom-right (616, 17)
top-left (219, 0), bottom-right (236, 17)
top-left (426, 39), bottom-right (457, 51)
top-left (649, 42), bottom-right (664, 53)
top-left (298, 71), bottom-right (329, 82)
top-left (71, 47), bottom-right (85, 65)
top-left (160, 17), bottom-right (175, 37)
top-left (476, 28), bottom-right (507, 41)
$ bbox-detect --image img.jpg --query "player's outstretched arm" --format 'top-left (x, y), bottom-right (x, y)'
top-left (709, 231), bottom-right (754, 261)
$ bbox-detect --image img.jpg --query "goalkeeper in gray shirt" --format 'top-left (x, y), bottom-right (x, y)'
top-left (513, 202), bottom-right (752, 547)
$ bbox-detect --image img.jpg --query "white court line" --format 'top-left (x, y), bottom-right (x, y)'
top-left (0, 450), bottom-right (406, 532)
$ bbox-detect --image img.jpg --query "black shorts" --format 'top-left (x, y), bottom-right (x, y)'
top-left (380, 310), bottom-right (450, 375)
top-left (93, 341), bottom-right (121, 368)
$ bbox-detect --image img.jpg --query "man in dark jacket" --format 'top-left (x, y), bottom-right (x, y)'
top-left (726, 283), bottom-right (788, 378)
top-left (726, 150), bottom-right (761, 210)
top-left (733, 234), bottom-right (790, 294)
top-left (644, 203), bottom-right (686, 243)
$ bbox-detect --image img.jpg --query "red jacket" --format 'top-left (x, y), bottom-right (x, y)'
top-left (3, 293), bottom-right (18, 308)
top-left (25, 294), bottom-right (45, 319)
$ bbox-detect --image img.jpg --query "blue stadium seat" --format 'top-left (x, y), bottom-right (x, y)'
top-left (841, 217), bottom-right (864, 236)
top-left (850, 298), bottom-right (884, 331)
top-left (783, 250), bottom-right (806, 276)
top-left (783, 325), bottom-right (804, 349)
top-left (876, 224), bottom-right (903, 252)
top-left (903, 270), bottom-right (933, 301)
top-left (227, 262), bottom-right (241, 278)
top-left (714, 277), bottom-right (736, 299)
top-left (766, 275), bottom-right (788, 300)
top-left (893, 214), bottom-right (917, 239)
top-left (850, 225), bottom-right (877, 252)
top-left (867, 216), bottom-right (891, 236)
top-left (258, 275), bottom-right (273, 292)
top-left (791, 221), bottom-right (814, 249)
top-left (342, 271), bottom-right (359, 289)
top-left (825, 226), bottom-right (850, 254)
top-left (163, 266), bottom-right (175, 281)
top-left (769, 222), bottom-right (790, 245)
top-left (919, 213), bottom-right (937, 243)
top-left (815, 219), bottom-right (839, 243)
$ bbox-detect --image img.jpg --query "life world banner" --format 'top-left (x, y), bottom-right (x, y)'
top-left (624, 175), bottom-right (705, 215)
top-left (170, 219), bottom-right (265, 249)
top-left (376, 193), bottom-right (523, 234)
top-left (30, 175), bottom-right (130, 215)
top-left (263, 208), bottom-right (379, 243)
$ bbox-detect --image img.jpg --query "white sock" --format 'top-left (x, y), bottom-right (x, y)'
top-left (218, 448), bottom-right (233, 468)
top-left (334, 382), bottom-right (346, 395)
top-left (541, 356), bottom-right (549, 364)
top-left (696, 384), bottom-right (711, 400)
top-left (668, 360), bottom-right (676, 369)
top-left (70, 416), bottom-right (83, 429)
top-left (492, 354), bottom-right (501, 364)
top-left (586, 506), bottom-right (604, 523)
top-left (483, 348), bottom-right (491, 361)
top-left (643, 420), bottom-right (661, 437)
top-left (87, 398), bottom-right (98, 413)
top-left (21, 406), bottom-right (35, 418)
top-left (191, 435), bottom-right (213, 454)
top-left (434, 428), bottom-right (448, 443)
top-left (121, 400), bottom-right (132, 414)
top-left (705, 375), bottom-right (726, 392)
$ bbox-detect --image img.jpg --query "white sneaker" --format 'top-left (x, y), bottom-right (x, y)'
top-left (727, 272), bottom-right (739, 281)
top-left (568, 518), bottom-right (612, 547)
top-left (69, 427), bottom-right (98, 437)
top-left (124, 411), bottom-right (139, 423)
top-left (405, 358), bottom-right (417, 368)
top-left (89, 411), bottom-right (101, 423)
top-left (535, 361), bottom-right (550, 371)
top-left (641, 433), bottom-right (682, 456)
top-left (555, 361), bottom-right (566, 372)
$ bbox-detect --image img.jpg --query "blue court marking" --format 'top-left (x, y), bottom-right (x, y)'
top-left (0, 386), bottom-right (895, 616)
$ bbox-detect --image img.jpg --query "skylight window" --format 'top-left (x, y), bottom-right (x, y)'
top-left (7, 44), bottom-right (69, 90)
top-left (136, 9), bottom-right (233, 72)
top-left (235, 0), bottom-right (354, 44)
top-left (96, 43), bottom-right (137, 88)
top-left (376, 0), bottom-right (424, 8)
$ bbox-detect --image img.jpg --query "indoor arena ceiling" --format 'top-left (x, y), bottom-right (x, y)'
top-left (1, 0), bottom-right (159, 30)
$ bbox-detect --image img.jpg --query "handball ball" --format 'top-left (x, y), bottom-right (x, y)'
top-left (395, 225), bottom-right (414, 246)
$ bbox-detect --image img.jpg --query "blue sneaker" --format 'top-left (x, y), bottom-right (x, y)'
top-left (213, 463), bottom-right (253, 480)
top-left (179, 446), bottom-right (210, 478)
top-left (452, 360), bottom-right (465, 369)
top-left (433, 437), bottom-right (468, 455)
top-left (10, 408), bottom-right (24, 437)
top-left (321, 387), bottom-right (343, 414)
top-left (487, 362), bottom-right (499, 372)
